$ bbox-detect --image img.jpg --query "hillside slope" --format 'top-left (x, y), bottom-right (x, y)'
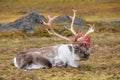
top-left (0, 0), bottom-right (120, 23)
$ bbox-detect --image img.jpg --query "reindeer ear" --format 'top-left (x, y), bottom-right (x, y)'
top-left (73, 44), bottom-right (79, 48)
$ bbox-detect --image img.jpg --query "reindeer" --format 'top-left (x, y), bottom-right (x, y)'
top-left (13, 9), bottom-right (94, 71)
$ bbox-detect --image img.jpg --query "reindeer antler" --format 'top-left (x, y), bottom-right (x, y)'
top-left (42, 15), bottom-right (71, 42)
top-left (77, 24), bottom-right (94, 42)
top-left (69, 9), bottom-right (77, 36)
top-left (42, 10), bottom-right (94, 44)
top-left (63, 9), bottom-right (77, 36)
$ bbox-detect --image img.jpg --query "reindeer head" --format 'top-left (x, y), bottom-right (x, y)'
top-left (42, 9), bottom-right (94, 61)
top-left (72, 23), bottom-right (94, 60)
top-left (72, 37), bottom-right (90, 60)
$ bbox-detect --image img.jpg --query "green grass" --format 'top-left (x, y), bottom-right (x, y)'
top-left (0, 32), bottom-right (120, 80)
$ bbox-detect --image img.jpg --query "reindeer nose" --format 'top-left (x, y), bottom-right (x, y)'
top-left (84, 53), bottom-right (90, 59)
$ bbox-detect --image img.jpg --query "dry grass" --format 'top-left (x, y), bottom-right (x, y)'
top-left (0, 0), bottom-right (120, 23)
top-left (0, 0), bottom-right (120, 80)
top-left (0, 32), bottom-right (120, 80)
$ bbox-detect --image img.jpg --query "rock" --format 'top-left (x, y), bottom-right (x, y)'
top-left (54, 16), bottom-right (71, 22)
top-left (59, 24), bottom-right (69, 29)
top-left (54, 16), bottom-right (85, 31)
top-left (106, 24), bottom-right (114, 29)
top-left (58, 24), bottom-right (88, 31)
top-left (0, 12), bottom-right (86, 33)
top-left (112, 21), bottom-right (120, 26)
top-left (74, 18), bottom-right (85, 25)
top-left (54, 16), bottom-right (85, 25)
top-left (97, 21), bottom-right (114, 29)
top-left (97, 21), bottom-right (106, 26)
top-left (26, 28), bottom-right (36, 34)
top-left (14, 12), bottom-right (46, 28)
top-left (77, 25), bottom-right (88, 31)
top-left (0, 23), bottom-right (8, 31)
top-left (0, 12), bottom-right (46, 33)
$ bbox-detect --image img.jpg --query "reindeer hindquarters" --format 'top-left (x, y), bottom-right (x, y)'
top-left (24, 56), bottom-right (52, 70)
top-left (16, 52), bottom-right (33, 70)
top-left (15, 52), bottom-right (52, 70)
top-left (22, 56), bottom-right (52, 70)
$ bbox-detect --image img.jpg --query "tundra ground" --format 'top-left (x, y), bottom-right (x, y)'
top-left (0, 0), bottom-right (120, 80)
top-left (0, 32), bottom-right (120, 80)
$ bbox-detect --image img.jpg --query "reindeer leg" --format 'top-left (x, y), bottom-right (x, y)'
top-left (53, 58), bottom-right (68, 68)
top-left (35, 56), bottom-right (52, 69)
top-left (18, 58), bottom-right (31, 71)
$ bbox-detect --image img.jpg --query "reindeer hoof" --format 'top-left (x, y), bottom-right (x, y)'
top-left (56, 63), bottom-right (68, 68)
top-left (18, 68), bottom-right (30, 71)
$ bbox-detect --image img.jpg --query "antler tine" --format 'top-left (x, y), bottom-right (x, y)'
top-left (48, 15), bottom-right (58, 25)
top-left (45, 27), bottom-right (53, 34)
top-left (84, 24), bottom-right (94, 37)
top-left (46, 9), bottom-right (77, 37)
top-left (42, 14), bottom-right (71, 42)
top-left (77, 24), bottom-right (94, 41)
top-left (69, 9), bottom-right (77, 36)
top-left (42, 15), bottom-right (58, 26)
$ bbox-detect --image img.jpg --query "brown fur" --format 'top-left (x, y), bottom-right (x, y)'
top-left (25, 46), bottom-right (58, 57)
top-left (16, 51), bottom-right (52, 70)
top-left (73, 43), bottom-right (90, 60)
top-left (68, 45), bottom-right (73, 52)
top-left (34, 56), bottom-right (52, 68)
top-left (16, 52), bottom-right (33, 69)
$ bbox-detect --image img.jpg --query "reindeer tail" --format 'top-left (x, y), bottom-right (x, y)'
top-left (13, 57), bottom-right (19, 68)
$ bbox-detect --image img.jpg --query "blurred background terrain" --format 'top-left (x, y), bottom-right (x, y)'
top-left (0, 0), bottom-right (120, 80)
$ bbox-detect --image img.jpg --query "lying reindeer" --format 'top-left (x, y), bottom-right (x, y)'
top-left (14, 9), bottom-right (94, 71)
